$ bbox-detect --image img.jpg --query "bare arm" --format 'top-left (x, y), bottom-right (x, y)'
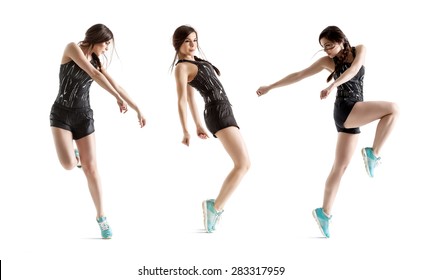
top-left (187, 85), bottom-right (209, 139)
top-left (175, 63), bottom-right (191, 146)
top-left (101, 68), bottom-right (146, 127)
top-left (64, 43), bottom-right (124, 103)
top-left (256, 56), bottom-right (332, 96)
top-left (320, 45), bottom-right (366, 99)
top-left (330, 45), bottom-right (366, 88)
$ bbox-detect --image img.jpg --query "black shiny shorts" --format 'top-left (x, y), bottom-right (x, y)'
top-left (333, 97), bottom-right (361, 134)
top-left (50, 103), bottom-right (95, 140)
top-left (204, 101), bottom-right (239, 138)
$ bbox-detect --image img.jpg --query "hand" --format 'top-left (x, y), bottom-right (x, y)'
top-left (256, 86), bottom-right (270, 96)
top-left (137, 111), bottom-right (146, 128)
top-left (182, 132), bottom-right (190, 146)
top-left (117, 98), bottom-right (128, 113)
top-left (196, 126), bottom-right (209, 140)
top-left (320, 84), bottom-right (334, 100)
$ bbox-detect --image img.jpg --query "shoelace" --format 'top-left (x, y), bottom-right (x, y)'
top-left (98, 221), bottom-right (110, 231)
top-left (214, 211), bottom-right (223, 225)
top-left (372, 157), bottom-right (382, 168)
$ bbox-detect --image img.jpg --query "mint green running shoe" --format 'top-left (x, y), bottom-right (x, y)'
top-left (74, 149), bottom-right (82, 168)
top-left (97, 216), bottom-right (112, 239)
top-left (202, 199), bottom-right (223, 233)
top-left (312, 208), bottom-right (331, 238)
top-left (361, 147), bottom-right (381, 178)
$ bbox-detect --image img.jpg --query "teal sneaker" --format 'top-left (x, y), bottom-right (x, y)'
top-left (75, 149), bottom-right (82, 168)
top-left (202, 199), bottom-right (223, 233)
top-left (312, 208), bottom-right (331, 238)
top-left (361, 147), bottom-right (381, 178)
top-left (97, 216), bottom-right (112, 239)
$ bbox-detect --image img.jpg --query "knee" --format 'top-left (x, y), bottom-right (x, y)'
top-left (390, 102), bottom-right (400, 117)
top-left (60, 160), bottom-right (77, 170)
top-left (332, 163), bottom-right (349, 175)
top-left (81, 162), bottom-right (98, 177)
top-left (236, 158), bottom-right (251, 173)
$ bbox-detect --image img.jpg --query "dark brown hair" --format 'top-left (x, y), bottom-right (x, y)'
top-left (79, 23), bottom-right (114, 72)
top-left (319, 26), bottom-right (351, 82)
top-left (170, 25), bottom-right (220, 75)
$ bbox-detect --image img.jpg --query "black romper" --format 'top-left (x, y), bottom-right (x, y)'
top-left (177, 59), bottom-right (239, 137)
top-left (50, 60), bottom-right (97, 140)
top-left (333, 47), bottom-right (364, 134)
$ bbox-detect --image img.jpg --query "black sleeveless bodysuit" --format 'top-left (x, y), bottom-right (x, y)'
top-left (176, 59), bottom-right (239, 137)
top-left (55, 60), bottom-right (97, 108)
top-left (333, 47), bottom-right (364, 134)
top-left (50, 59), bottom-right (97, 140)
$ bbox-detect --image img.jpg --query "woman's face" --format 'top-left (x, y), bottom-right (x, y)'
top-left (320, 38), bottom-right (342, 58)
top-left (178, 32), bottom-right (197, 58)
top-left (93, 40), bottom-right (111, 56)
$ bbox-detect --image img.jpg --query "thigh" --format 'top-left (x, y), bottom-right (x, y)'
top-left (75, 133), bottom-right (97, 166)
top-left (334, 132), bottom-right (359, 167)
top-left (344, 101), bottom-right (395, 128)
top-left (51, 127), bottom-right (75, 164)
top-left (215, 127), bottom-right (249, 165)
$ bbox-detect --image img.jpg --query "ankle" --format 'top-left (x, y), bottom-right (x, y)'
top-left (213, 202), bottom-right (223, 212)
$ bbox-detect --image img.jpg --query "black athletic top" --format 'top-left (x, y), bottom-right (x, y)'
top-left (176, 59), bottom-right (231, 106)
top-left (54, 59), bottom-right (98, 108)
top-left (334, 47), bottom-right (364, 101)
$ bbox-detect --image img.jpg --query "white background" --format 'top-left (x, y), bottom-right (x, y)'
top-left (1, 0), bottom-right (420, 279)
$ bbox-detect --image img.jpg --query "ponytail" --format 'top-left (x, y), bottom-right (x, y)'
top-left (91, 52), bottom-right (102, 72)
top-left (327, 39), bottom-right (351, 82)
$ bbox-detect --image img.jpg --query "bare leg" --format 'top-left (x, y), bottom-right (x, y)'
top-left (344, 101), bottom-right (399, 156)
top-left (75, 133), bottom-right (104, 219)
top-left (213, 127), bottom-right (251, 211)
top-left (323, 133), bottom-right (359, 215)
top-left (51, 127), bottom-right (78, 170)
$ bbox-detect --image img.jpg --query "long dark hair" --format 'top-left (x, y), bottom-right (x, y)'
top-left (319, 26), bottom-right (351, 82)
top-left (170, 25), bottom-right (220, 75)
top-left (79, 23), bottom-right (114, 72)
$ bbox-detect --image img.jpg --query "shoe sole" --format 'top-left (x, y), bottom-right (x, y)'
top-left (202, 200), bottom-right (211, 233)
top-left (361, 148), bottom-right (373, 178)
top-left (312, 209), bottom-right (329, 238)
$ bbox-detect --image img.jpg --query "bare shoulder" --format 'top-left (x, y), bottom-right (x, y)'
top-left (64, 42), bottom-right (79, 53)
top-left (67, 41), bottom-right (78, 48)
top-left (355, 44), bottom-right (366, 52)
top-left (175, 61), bottom-right (187, 70)
top-left (354, 45), bottom-right (367, 60)
top-left (318, 55), bottom-right (333, 64)
top-left (174, 62), bottom-right (189, 81)
top-left (175, 61), bottom-right (195, 75)
top-left (60, 42), bottom-right (75, 64)
top-left (318, 55), bottom-right (335, 71)
top-left (61, 42), bottom-right (80, 63)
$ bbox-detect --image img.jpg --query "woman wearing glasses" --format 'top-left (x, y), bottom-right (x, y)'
top-left (256, 26), bottom-right (398, 238)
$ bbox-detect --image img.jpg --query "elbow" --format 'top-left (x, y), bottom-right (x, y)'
top-left (88, 69), bottom-right (103, 81)
top-left (186, 94), bottom-right (191, 103)
top-left (349, 66), bottom-right (362, 77)
top-left (291, 72), bottom-right (304, 82)
top-left (178, 99), bottom-right (186, 110)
